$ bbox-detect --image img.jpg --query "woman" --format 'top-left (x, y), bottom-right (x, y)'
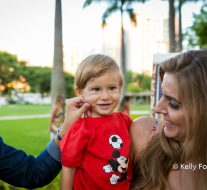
top-left (61, 49), bottom-right (207, 189)
top-left (118, 96), bottom-right (131, 116)
top-left (130, 49), bottom-right (207, 189)
top-left (49, 95), bottom-right (65, 140)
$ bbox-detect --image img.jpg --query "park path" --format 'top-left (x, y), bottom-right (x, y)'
top-left (0, 110), bottom-right (150, 121)
top-left (0, 114), bottom-right (50, 120)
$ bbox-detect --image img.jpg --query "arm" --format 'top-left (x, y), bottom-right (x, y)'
top-left (0, 97), bottom-right (91, 188)
top-left (54, 97), bottom-right (91, 147)
top-left (49, 106), bottom-right (58, 132)
top-left (130, 116), bottom-right (156, 160)
top-left (0, 137), bottom-right (61, 189)
top-left (61, 166), bottom-right (76, 190)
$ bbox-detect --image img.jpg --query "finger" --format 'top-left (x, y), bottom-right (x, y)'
top-left (86, 109), bottom-right (91, 117)
top-left (65, 96), bottom-right (83, 105)
top-left (80, 103), bottom-right (91, 113)
top-left (80, 103), bottom-right (91, 118)
top-left (84, 112), bottom-right (87, 118)
top-left (65, 97), bottom-right (84, 109)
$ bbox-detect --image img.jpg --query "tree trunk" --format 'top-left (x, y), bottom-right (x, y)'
top-left (51, 0), bottom-right (66, 104)
top-left (120, 9), bottom-right (127, 101)
top-left (178, 0), bottom-right (182, 51)
top-left (169, 0), bottom-right (176, 52)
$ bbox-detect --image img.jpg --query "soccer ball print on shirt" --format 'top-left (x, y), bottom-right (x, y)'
top-left (103, 134), bottom-right (130, 184)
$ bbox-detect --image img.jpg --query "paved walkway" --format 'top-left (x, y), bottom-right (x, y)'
top-left (0, 114), bottom-right (50, 120)
top-left (0, 110), bottom-right (150, 120)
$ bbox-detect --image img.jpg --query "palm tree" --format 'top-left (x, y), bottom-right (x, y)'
top-left (83, 0), bottom-right (146, 99)
top-left (51, 0), bottom-right (66, 104)
top-left (169, 0), bottom-right (176, 52)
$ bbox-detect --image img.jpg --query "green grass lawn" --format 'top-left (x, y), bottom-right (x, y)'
top-left (0, 104), bottom-right (150, 153)
top-left (0, 103), bottom-right (150, 116)
top-left (0, 118), bottom-right (60, 190)
top-left (130, 103), bottom-right (150, 110)
top-left (0, 118), bottom-right (50, 155)
top-left (0, 103), bottom-right (150, 189)
top-left (0, 104), bottom-right (51, 116)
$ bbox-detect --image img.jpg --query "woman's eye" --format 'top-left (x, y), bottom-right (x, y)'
top-left (169, 102), bottom-right (180, 110)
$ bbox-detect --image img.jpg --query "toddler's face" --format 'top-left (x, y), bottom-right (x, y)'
top-left (77, 72), bottom-right (121, 117)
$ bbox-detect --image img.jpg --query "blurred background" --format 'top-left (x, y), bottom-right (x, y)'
top-left (0, 0), bottom-right (206, 105)
top-left (0, 0), bottom-right (207, 189)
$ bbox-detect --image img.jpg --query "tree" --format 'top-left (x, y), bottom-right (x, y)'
top-left (133, 73), bottom-right (151, 91)
top-left (83, 0), bottom-right (146, 100)
top-left (184, 4), bottom-right (207, 48)
top-left (22, 66), bottom-right (75, 97)
top-left (176, 0), bottom-right (205, 51)
top-left (51, 0), bottom-right (66, 104)
top-left (177, 0), bottom-right (183, 51)
top-left (21, 66), bottom-right (52, 94)
top-left (0, 51), bottom-right (26, 94)
top-left (169, 0), bottom-right (176, 52)
top-left (127, 72), bottom-right (151, 92)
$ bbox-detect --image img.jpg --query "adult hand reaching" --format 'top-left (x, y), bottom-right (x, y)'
top-left (55, 96), bottom-right (91, 146)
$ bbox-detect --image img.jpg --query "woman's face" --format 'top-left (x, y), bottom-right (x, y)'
top-left (154, 72), bottom-right (186, 143)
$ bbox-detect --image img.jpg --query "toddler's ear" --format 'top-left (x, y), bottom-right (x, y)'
top-left (75, 88), bottom-right (82, 96)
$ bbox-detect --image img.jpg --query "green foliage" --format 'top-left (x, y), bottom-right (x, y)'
top-left (83, 0), bottom-right (147, 97)
top-left (65, 72), bottom-right (76, 98)
top-left (126, 70), bottom-right (133, 84)
top-left (0, 51), bottom-right (75, 98)
top-left (127, 71), bottom-right (151, 92)
top-left (21, 66), bottom-right (75, 98)
top-left (83, 0), bottom-right (146, 25)
top-left (21, 66), bottom-right (51, 94)
top-left (133, 73), bottom-right (151, 91)
top-left (127, 83), bottom-right (141, 92)
top-left (184, 4), bottom-right (207, 48)
top-left (0, 51), bottom-right (27, 94)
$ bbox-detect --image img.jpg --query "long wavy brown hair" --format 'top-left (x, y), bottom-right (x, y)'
top-left (131, 49), bottom-right (207, 190)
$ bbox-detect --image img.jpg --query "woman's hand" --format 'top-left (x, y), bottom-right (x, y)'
top-left (54, 96), bottom-right (91, 146)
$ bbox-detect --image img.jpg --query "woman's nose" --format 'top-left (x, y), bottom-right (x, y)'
top-left (154, 97), bottom-right (167, 115)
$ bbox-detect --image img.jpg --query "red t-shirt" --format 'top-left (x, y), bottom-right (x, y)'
top-left (60, 112), bottom-right (132, 190)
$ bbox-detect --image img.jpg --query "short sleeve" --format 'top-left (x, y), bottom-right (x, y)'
top-left (60, 119), bottom-right (90, 167)
top-left (119, 112), bottom-right (132, 130)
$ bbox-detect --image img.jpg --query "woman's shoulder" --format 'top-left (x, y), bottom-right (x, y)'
top-left (130, 116), bottom-right (157, 154)
top-left (130, 116), bottom-right (156, 133)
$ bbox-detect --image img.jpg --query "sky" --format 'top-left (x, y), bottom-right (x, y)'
top-left (0, 0), bottom-right (203, 68)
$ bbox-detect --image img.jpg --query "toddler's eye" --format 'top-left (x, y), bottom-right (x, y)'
top-left (109, 86), bottom-right (116, 90)
top-left (92, 88), bottom-right (99, 91)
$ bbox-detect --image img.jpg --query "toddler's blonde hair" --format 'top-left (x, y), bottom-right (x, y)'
top-left (75, 54), bottom-right (123, 90)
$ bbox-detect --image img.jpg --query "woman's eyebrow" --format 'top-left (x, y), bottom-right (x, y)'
top-left (164, 94), bottom-right (182, 105)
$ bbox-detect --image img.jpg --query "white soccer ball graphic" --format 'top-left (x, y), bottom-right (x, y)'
top-left (109, 135), bottom-right (123, 149)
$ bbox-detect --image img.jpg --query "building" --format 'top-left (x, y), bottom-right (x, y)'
top-left (126, 13), bottom-right (169, 75)
top-left (64, 12), bottom-right (172, 76)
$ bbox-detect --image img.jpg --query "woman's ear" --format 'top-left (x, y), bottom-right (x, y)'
top-left (75, 88), bottom-right (82, 96)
